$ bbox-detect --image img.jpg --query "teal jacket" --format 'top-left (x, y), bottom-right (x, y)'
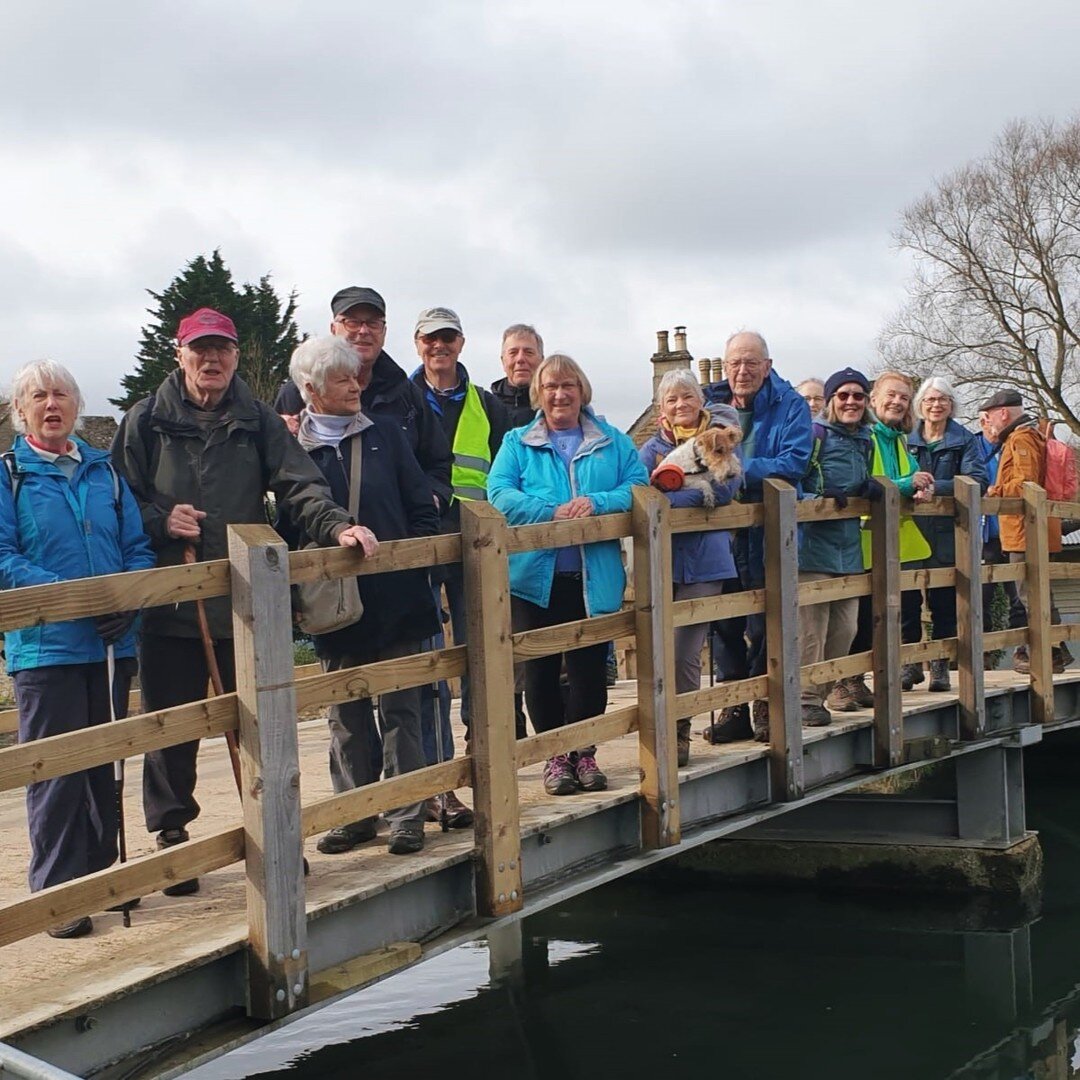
top-left (0, 436), bottom-right (155, 672)
top-left (488, 409), bottom-right (649, 615)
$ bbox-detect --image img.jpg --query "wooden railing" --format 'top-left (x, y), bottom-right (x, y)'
top-left (0, 477), bottom-right (1074, 1021)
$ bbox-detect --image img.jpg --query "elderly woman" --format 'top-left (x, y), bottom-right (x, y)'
top-left (288, 337), bottom-right (441, 856)
top-left (797, 378), bottom-right (826, 418)
top-left (0, 361), bottom-right (155, 938)
top-left (489, 354), bottom-right (649, 796)
top-left (798, 368), bottom-right (873, 720)
top-left (638, 370), bottom-right (741, 765)
top-left (907, 377), bottom-right (988, 691)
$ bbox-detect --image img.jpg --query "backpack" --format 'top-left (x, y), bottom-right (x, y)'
top-left (1038, 418), bottom-right (1078, 501)
top-left (2, 450), bottom-right (123, 525)
top-left (805, 421), bottom-right (873, 493)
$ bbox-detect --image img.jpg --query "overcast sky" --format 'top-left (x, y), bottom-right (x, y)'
top-left (2, 0), bottom-right (1079, 427)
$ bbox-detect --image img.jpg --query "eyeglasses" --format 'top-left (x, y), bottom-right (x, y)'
top-left (336, 316), bottom-right (386, 332)
top-left (726, 359), bottom-right (765, 371)
top-left (420, 330), bottom-right (461, 345)
top-left (835, 391), bottom-right (866, 402)
top-left (921, 396), bottom-right (951, 407)
top-left (541, 381), bottom-right (580, 394)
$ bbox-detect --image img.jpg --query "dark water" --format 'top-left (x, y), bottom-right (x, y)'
top-left (191, 743), bottom-right (1080, 1080)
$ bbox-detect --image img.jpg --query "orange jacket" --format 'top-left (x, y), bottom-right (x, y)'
top-left (987, 419), bottom-right (1061, 553)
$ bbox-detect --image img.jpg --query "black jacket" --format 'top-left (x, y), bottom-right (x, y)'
top-left (294, 413), bottom-right (440, 658)
top-left (490, 376), bottom-right (536, 429)
top-left (274, 351), bottom-right (453, 513)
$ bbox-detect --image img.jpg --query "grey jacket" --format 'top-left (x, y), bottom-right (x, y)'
top-left (112, 370), bottom-right (352, 638)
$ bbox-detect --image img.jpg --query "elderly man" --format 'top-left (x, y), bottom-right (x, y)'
top-left (113, 306), bottom-right (377, 894)
top-left (982, 389), bottom-right (1072, 673)
top-left (704, 330), bottom-right (813, 742)
top-left (411, 308), bottom-right (510, 821)
top-left (491, 323), bottom-right (544, 428)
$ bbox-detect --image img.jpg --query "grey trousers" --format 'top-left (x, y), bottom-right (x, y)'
top-left (674, 580), bottom-right (729, 722)
top-left (323, 639), bottom-right (426, 830)
top-left (1008, 551), bottom-right (1062, 627)
top-left (798, 572), bottom-right (859, 706)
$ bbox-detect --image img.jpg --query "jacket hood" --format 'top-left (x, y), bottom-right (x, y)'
top-left (151, 368), bottom-right (261, 429)
top-left (491, 375), bottom-right (531, 403)
top-left (706, 369), bottom-right (797, 412)
top-left (12, 433), bottom-right (109, 473)
top-left (366, 350), bottom-right (408, 397)
top-left (996, 412), bottom-right (1039, 446)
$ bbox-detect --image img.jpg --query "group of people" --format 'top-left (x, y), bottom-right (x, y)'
top-left (1, 291), bottom-right (1068, 940)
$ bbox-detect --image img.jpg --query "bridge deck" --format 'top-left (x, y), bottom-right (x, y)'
top-left (1, 668), bottom-right (1070, 1046)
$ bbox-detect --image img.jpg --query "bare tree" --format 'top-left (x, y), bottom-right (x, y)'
top-left (880, 118), bottom-right (1080, 433)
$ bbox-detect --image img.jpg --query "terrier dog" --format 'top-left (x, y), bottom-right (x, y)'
top-left (651, 425), bottom-right (743, 508)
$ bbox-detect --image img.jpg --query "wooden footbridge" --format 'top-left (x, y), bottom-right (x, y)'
top-left (2, 477), bottom-right (1080, 1078)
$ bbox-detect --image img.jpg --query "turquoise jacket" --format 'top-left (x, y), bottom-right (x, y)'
top-left (0, 436), bottom-right (155, 672)
top-left (488, 409), bottom-right (649, 615)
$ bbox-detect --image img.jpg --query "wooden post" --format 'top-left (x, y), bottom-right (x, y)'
top-left (763, 479), bottom-right (804, 800)
top-left (1023, 482), bottom-right (1054, 726)
top-left (631, 485), bottom-right (679, 848)
top-left (460, 501), bottom-right (522, 916)
top-left (228, 524), bottom-right (308, 1020)
top-left (954, 476), bottom-right (985, 739)
top-left (870, 478), bottom-right (903, 767)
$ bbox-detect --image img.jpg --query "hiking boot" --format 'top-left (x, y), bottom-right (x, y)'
top-left (387, 823), bottom-right (425, 856)
top-left (927, 658), bottom-right (950, 692)
top-left (677, 719), bottom-right (691, 768)
top-left (316, 820), bottom-right (378, 855)
top-left (1013, 646), bottom-right (1031, 674)
top-left (157, 826), bottom-right (199, 896)
top-left (702, 703), bottom-right (752, 743)
top-left (847, 673), bottom-right (876, 708)
top-left (825, 678), bottom-right (860, 712)
top-left (543, 754), bottom-right (578, 796)
top-left (801, 703), bottom-right (832, 727)
top-left (47, 916), bottom-right (93, 939)
top-left (900, 663), bottom-right (925, 691)
top-left (439, 791), bottom-right (474, 829)
top-left (751, 699), bottom-right (769, 743)
top-left (1053, 643), bottom-right (1074, 674)
top-left (574, 753), bottom-right (608, 792)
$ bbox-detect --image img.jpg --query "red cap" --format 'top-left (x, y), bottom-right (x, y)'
top-left (177, 307), bottom-right (238, 346)
top-left (650, 462), bottom-right (685, 492)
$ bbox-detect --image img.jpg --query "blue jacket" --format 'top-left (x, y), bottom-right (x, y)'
top-left (907, 419), bottom-right (988, 567)
top-left (0, 436), bottom-right (156, 672)
top-left (979, 434), bottom-right (1001, 543)
top-left (489, 409), bottom-right (649, 615)
top-left (704, 369), bottom-right (812, 581)
top-left (638, 412), bottom-right (741, 585)
top-left (799, 420), bottom-right (873, 574)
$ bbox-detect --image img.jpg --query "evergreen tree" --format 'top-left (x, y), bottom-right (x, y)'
top-left (111, 250), bottom-right (301, 410)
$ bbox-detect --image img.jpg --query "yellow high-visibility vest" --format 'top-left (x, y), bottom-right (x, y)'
top-left (860, 432), bottom-right (932, 567)
top-left (451, 384), bottom-right (492, 502)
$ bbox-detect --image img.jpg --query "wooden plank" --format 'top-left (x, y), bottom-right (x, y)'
top-left (669, 502), bottom-right (763, 533)
top-left (512, 610), bottom-right (635, 661)
top-left (0, 560), bottom-right (231, 633)
top-left (632, 486), bottom-right (679, 848)
top-left (899, 639), bottom-right (957, 664)
top-left (984, 562), bottom-right (1025, 584)
top-left (763, 480), bottom-right (804, 800)
top-left (516, 706), bottom-right (639, 768)
top-left (289, 533), bottom-right (461, 582)
top-left (898, 567), bottom-right (957, 590)
top-left (671, 588), bottom-right (765, 627)
top-left (0, 696), bottom-right (238, 793)
top-left (794, 497), bottom-right (869, 522)
top-left (954, 477), bottom-right (985, 739)
top-left (507, 513), bottom-right (631, 553)
top-left (459, 501), bottom-right (521, 917)
top-left (309, 943), bottom-right (423, 1005)
top-left (293, 646), bottom-right (466, 711)
top-left (301, 759), bottom-right (472, 837)
top-left (796, 573), bottom-right (872, 608)
top-left (1049, 563), bottom-right (1080, 581)
top-left (800, 650), bottom-right (874, 688)
top-left (982, 497), bottom-right (1024, 515)
top-left (1048, 499), bottom-right (1080, 520)
top-left (1053, 623), bottom-right (1080, 643)
top-left (0, 828), bottom-right (244, 948)
top-left (870, 478), bottom-right (903, 767)
top-left (228, 524), bottom-right (308, 1020)
top-left (673, 675), bottom-right (770, 719)
top-left (985, 628), bottom-right (1028, 651)
top-left (908, 496), bottom-right (956, 516)
top-left (1024, 482), bottom-right (1054, 726)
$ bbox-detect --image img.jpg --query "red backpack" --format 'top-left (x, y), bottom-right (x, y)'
top-left (1039, 418), bottom-right (1078, 500)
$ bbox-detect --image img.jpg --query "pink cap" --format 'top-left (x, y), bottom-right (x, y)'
top-left (177, 307), bottom-right (238, 346)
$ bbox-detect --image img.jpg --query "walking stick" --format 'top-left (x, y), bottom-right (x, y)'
top-left (106, 643), bottom-right (133, 927)
top-left (431, 670), bottom-right (449, 833)
top-left (708, 627), bottom-right (718, 743)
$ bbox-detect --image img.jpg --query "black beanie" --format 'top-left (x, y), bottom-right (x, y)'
top-left (824, 367), bottom-right (869, 402)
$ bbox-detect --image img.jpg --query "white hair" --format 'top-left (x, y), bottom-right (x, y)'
top-left (10, 360), bottom-right (84, 434)
top-left (656, 368), bottom-right (705, 405)
top-left (289, 336), bottom-right (359, 404)
top-left (724, 329), bottom-right (770, 359)
top-left (913, 376), bottom-right (956, 415)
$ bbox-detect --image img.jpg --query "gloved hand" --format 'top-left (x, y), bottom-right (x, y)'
top-left (859, 478), bottom-right (885, 503)
top-left (95, 611), bottom-right (136, 644)
top-left (821, 487), bottom-right (849, 510)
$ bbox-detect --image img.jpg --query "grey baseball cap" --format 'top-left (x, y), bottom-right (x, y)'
top-left (331, 286), bottom-right (386, 319)
top-left (414, 307), bottom-right (463, 337)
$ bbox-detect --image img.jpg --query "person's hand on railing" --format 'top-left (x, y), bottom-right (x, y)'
top-left (337, 524), bottom-right (379, 556)
top-left (911, 471), bottom-right (935, 503)
top-left (95, 610), bottom-right (137, 643)
top-left (166, 503), bottom-right (207, 540)
top-left (553, 497), bottom-right (595, 519)
top-left (820, 487), bottom-right (849, 510)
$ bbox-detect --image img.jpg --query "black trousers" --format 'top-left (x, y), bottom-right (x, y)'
top-left (139, 633), bottom-right (236, 834)
top-left (512, 574), bottom-right (607, 754)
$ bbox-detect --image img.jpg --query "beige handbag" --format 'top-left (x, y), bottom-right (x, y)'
top-left (295, 435), bottom-right (364, 635)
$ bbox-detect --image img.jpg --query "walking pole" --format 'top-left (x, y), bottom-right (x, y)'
top-left (106, 643), bottom-right (132, 927)
top-left (708, 626), bottom-right (718, 743)
top-left (431, 670), bottom-right (449, 833)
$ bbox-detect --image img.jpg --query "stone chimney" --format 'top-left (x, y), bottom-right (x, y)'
top-left (711, 358), bottom-right (723, 383)
top-left (651, 327), bottom-right (692, 399)
top-left (698, 358), bottom-right (711, 385)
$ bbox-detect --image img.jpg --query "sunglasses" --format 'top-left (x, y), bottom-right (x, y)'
top-left (835, 391), bottom-right (866, 402)
top-left (420, 329), bottom-right (461, 345)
